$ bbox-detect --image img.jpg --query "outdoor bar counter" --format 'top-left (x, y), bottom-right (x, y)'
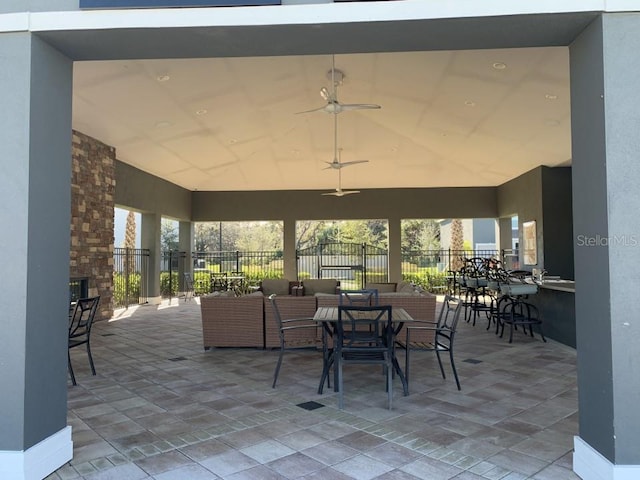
top-left (528, 278), bottom-right (576, 348)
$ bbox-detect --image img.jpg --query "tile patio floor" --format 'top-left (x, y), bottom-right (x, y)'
top-left (50, 296), bottom-right (580, 480)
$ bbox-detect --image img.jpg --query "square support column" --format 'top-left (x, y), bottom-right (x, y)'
top-left (570, 13), bottom-right (640, 478)
top-left (141, 213), bottom-right (162, 304)
top-left (0, 32), bottom-right (73, 479)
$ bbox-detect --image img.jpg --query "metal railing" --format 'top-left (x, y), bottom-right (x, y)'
top-left (297, 243), bottom-right (388, 290)
top-left (189, 250), bottom-right (284, 295)
top-left (401, 248), bottom-right (514, 293)
top-left (113, 247), bottom-right (150, 307)
top-left (152, 247), bottom-right (515, 298)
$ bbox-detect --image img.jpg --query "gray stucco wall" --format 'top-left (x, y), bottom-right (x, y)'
top-left (541, 167), bottom-right (574, 279)
top-left (191, 187), bottom-right (498, 221)
top-left (497, 167), bottom-right (543, 269)
top-left (496, 166), bottom-right (573, 277)
top-left (115, 160), bottom-right (192, 220)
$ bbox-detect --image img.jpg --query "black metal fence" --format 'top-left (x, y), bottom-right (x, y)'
top-left (184, 250), bottom-right (284, 296)
top-left (297, 243), bottom-right (389, 290)
top-left (160, 250), bottom-right (188, 298)
top-left (401, 248), bottom-right (507, 292)
top-left (150, 246), bottom-right (516, 299)
top-left (113, 248), bottom-right (150, 308)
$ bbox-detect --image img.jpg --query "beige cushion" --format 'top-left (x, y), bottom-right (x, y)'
top-left (261, 278), bottom-right (290, 296)
top-left (396, 281), bottom-right (415, 293)
top-left (365, 282), bottom-right (397, 293)
top-left (303, 279), bottom-right (338, 295)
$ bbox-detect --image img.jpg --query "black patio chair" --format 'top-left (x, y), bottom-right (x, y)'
top-left (404, 295), bottom-right (463, 391)
top-left (210, 272), bottom-right (228, 292)
top-left (336, 305), bottom-right (394, 409)
top-left (183, 272), bottom-right (195, 302)
top-left (268, 294), bottom-right (321, 388)
top-left (68, 296), bottom-right (100, 386)
top-left (339, 289), bottom-right (379, 306)
top-left (499, 300), bottom-right (546, 344)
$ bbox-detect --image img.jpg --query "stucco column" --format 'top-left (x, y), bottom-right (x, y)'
top-left (179, 221), bottom-right (194, 290)
top-left (570, 13), bottom-right (640, 478)
top-left (388, 217), bottom-right (402, 282)
top-left (141, 213), bottom-right (162, 304)
top-left (283, 217), bottom-right (297, 280)
top-left (0, 32), bottom-right (73, 479)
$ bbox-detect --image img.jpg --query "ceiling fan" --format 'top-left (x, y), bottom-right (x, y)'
top-left (297, 55), bottom-right (382, 115)
top-left (322, 166), bottom-right (360, 197)
top-left (322, 116), bottom-right (363, 196)
top-left (323, 114), bottom-right (369, 170)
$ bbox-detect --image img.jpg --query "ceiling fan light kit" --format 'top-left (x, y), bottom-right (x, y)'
top-left (298, 55), bottom-right (381, 197)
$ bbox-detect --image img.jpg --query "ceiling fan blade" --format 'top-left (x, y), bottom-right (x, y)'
top-left (339, 103), bottom-right (382, 111)
top-left (339, 160), bottom-right (369, 167)
top-left (322, 189), bottom-right (360, 196)
top-left (323, 159), bottom-right (369, 170)
top-left (320, 87), bottom-right (332, 102)
top-left (294, 105), bottom-right (327, 114)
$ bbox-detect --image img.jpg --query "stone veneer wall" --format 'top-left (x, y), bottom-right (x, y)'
top-left (70, 130), bottom-right (115, 321)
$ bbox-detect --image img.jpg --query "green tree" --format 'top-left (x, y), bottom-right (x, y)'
top-left (402, 219), bottom-right (440, 253)
top-left (123, 210), bottom-right (136, 249)
top-left (450, 219), bottom-right (465, 271)
top-left (161, 219), bottom-right (179, 251)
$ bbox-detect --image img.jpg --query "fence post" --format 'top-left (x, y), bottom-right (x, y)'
top-left (361, 243), bottom-right (366, 289)
top-left (125, 248), bottom-right (131, 308)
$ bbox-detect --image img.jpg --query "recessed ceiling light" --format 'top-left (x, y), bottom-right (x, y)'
top-left (156, 74), bottom-right (170, 82)
top-left (195, 109), bottom-right (208, 115)
top-left (155, 121), bottom-right (172, 128)
top-left (492, 62), bottom-right (507, 70)
top-left (545, 94), bottom-right (558, 100)
top-left (464, 100), bottom-right (476, 107)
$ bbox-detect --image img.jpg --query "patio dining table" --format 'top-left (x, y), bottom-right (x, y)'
top-left (314, 306), bottom-right (414, 397)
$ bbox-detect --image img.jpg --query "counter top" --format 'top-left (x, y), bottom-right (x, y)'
top-left (537, 279), bottom-right (575, 293)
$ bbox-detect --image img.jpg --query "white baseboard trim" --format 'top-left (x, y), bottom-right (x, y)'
top-left (0, 426), bottom-right (73, 480)
top-left (574, 436), bottom-right (640, 480)
top-left (147, 296), bottom-right (162, 305)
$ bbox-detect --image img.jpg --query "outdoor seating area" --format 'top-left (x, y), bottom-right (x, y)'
top-left (199, 279), bottom-right (438, 350)
top-left (56, 297), bottom-right (579, 480)
top-left (454, 258), bottom-right (548, 344)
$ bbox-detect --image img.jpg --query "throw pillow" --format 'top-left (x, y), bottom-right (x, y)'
top-left (260, 278), bottom-right (290, 296)
top-left (303, 279), bottom-right (338, 295)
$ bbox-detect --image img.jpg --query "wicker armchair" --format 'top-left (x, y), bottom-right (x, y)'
top-left (200, 293), bottom-right (265, 348)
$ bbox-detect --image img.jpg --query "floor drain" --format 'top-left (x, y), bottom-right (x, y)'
top-left (168, 356), bottom-right (187, 362)
top-left (297, 401), bottom-right (325, 411)
top-left (463, 358), bottom-right (482, 364)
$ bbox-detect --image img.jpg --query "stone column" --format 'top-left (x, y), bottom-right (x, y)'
top-left (0, 32), bottom-right (73, 479)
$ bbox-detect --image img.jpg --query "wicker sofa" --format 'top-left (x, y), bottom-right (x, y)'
top-left (199, 279), bottom-right (437, 349)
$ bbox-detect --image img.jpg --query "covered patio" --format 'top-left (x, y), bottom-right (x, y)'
top-left (56, 298), bottom-right (578, 479)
